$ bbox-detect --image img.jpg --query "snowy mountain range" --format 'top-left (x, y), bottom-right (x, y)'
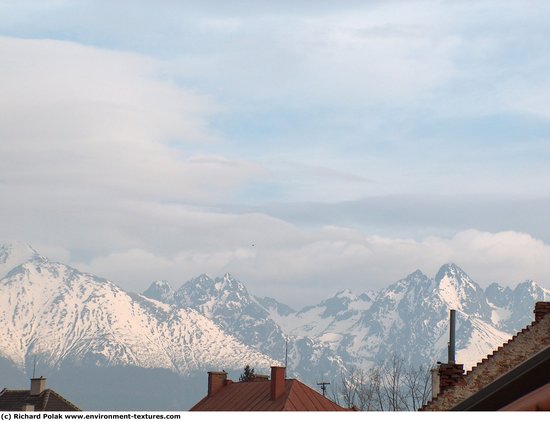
top-left (1, 241), bottom-right (548, 410)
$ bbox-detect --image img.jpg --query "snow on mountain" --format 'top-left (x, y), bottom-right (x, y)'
top-left (0, 245), bottom-right (277, 377)
top-left (456, 315), bottom-right (512, 370)
top-left (142, 260), bottom-right (541, 381)
top-left (435, 263), bottom-right (493, 319)
top-left (254, 296), bottom-right (296, 318)
top-left (138, 261), bottom-right (548, 378)
top-left (486, 280), bottom-right (550, 333)
top-left (485, 282), bottom-right (513, 308)
top-left (142, 279), bottom-right (174, 303)
top-left (170, 273), bottom-right (284, 354)
top-left (275, 289), bottom-right (373, 340)
top-left (143, 272), bottom-right (348, 383)
top-left (2, 241), bottom-right (548, 394)
top-left (253, 264), bottom-right (541, 372)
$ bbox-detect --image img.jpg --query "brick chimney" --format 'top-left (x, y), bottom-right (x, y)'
top-left (30, 377), bottom-right (46, 396)
top-left (270, 366), bottom-right (285, 401)
top-left (534, 302), bottom-right (550, 323)
top-left (437, 363), bottom-right (464, 393)
top-left (207, 371), bottom-right (227, 397)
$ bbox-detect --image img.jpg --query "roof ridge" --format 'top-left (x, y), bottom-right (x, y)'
top-left (1, 389), bottom-right (30, 393)
top-left (40, 390), bottom-right (51, 411)
top-left (47, 389), bottom-right (81, 411)
top-left (282, 379), bottom-right (297, 411)
top-left (465, 321), bottom-right (535, 377)
top-left (421, 306), bottom-right (550, 411)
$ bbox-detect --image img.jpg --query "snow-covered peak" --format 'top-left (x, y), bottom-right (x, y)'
top-left (334, 289), bottom-right (357, 300)
top-left (215, 273), bottom-right (243, 290)
top-left (0, 255), bottom-right (277, 376)
top-left (154, 279), bottom-right (172, 289)
top-left (402, 269), bottom-right (432, 289)
top-left (436, 263), bottom-right (478, 292)
top-left (408, 269), bottom-right (430, 280)
top-left (143, 280), bottom-right (174, 303)
top-left (0, 242), bottom-right (39, 279)
top-left (295, 289), bottom-right (362, 320)
top-left (435, 263), bottom-right (491, 318)
top-left (436, 263), bottom-right (469, 282)
top-left (175, 273), bottom-right (248, 300)
top-left (173, 273), bottom-right (255, 320)
top-left (514, 280), bottom-right (548, 299)
top-left (193, 273), bottom-right (213, 284)
top-left (485, 282), bottom-right (513, 308)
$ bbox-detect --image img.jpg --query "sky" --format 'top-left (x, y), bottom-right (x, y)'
top-left (1, 0), bottom-right (549, 307)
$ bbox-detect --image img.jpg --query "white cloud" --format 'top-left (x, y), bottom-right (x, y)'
top-left (62, 203), bottom-right (550, 307)
top-left (0, 36), bottom-right (263, 204)
top-left (168, 11), bottom-right (459, 108)
top-left (2, 4), bottom-right (550, 309)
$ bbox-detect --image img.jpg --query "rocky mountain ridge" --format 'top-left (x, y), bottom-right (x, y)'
top-left (1, 241), bottom-right (548, 409)
top-left (0, 242), bottom-right (277, 376)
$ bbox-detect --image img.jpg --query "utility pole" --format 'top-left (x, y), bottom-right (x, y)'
top-left (317, 381), bottom-right (330, 397)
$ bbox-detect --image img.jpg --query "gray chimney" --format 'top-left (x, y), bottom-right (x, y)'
top-left (448, 309), bottom-right (456, 364)
top-left (30, 377), bottom-right (46, 395)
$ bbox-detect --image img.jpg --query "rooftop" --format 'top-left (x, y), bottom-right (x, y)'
top-left (190, 366), bottom-right (352, 411)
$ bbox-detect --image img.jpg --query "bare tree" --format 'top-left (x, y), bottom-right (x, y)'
top-left (331, 365), bottom-right (383, 410)
top-left (332, 366), bottom-right (359, 408)
top-left (402, 364), bottom-right (432, 410)
top-left (331, 355), bottom-right (432, 411)
top-left (357, 366), bottom-right (382, 411)
top-left (380, 354), bottom-right (406, 410)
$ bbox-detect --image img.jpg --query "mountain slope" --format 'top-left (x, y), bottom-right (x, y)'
top-left (486, 279), bottom-right (550, 332)
top-left (2, 241), bottom-right (549, 409)
top-left (143, 262), bottom-right (548, 380)
top-left (241, 264), bottom-right (544, 372)
top-left (0, 245), bottom-right (277, 376)
top-left (143, 273), bottom-right (348, 383)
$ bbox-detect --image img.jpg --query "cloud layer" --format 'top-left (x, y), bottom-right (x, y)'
top-left (0, 37), bottom-right (262, 204)
top-left (1, 2), bottom-right (550, 307)
top-left (71, 220), bottom-right (550, 307)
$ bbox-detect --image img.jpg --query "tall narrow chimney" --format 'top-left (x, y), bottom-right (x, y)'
top-left (448, 309), bottom-right (456, 364)
top-left (437, 310), bottom-right (464, 394)
top-left (207, 371), bottom-right (227, 397)
top-left (30, 377), bottom-right (46, 396)
top-left (270, 366), bottom-right (285, 401)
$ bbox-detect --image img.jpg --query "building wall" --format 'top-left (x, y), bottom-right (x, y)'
top-left (423, 314), bottom-right (550, 410)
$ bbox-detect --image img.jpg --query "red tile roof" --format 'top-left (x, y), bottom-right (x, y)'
top-left (191, 377), bottom-right (351, 411)
top-left (0, 389), bottom-right (80, 411)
